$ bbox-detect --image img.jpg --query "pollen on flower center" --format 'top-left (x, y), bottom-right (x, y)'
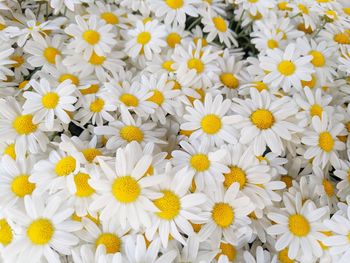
top-left (83, 30), bottom-right (100, 45)
top-left (167, 33), bottom-right (181, 48)
top-left (119, 93), bottom-right (139, 107)
top-left (0, 219), bottom-right (13, 246)
top-left (166, 0), bottom-right (184, 9)
top-left (43, 47), bottom-right (60, 64)
top-left (82, 148), bottom-right (101, 163)
top-left (309, 51), bottom-right (325, 67)
top-left (278, 60), bottom-right (296, 76)
top-left (201, 114), bottom-right (222, 134)
top-left (213, 17), bottom-right (227, 32)
top-left (188, 58), bottom-right (204, 73)
top-left (137, 32), bottom-right (151, 45)
top-left (90, 98), bottom-right (105, 112)
top-left (220, 73), bottom-right (239, 89)
top-left (322, 179), bottom-right (334, 197)
top-left (59, 74), bottom-right (79, 85)
top-left (333, 32), bottom-right (350, 44)
top-left (42, 92), bottom-right (59, 109)
top-left (27, 218), bottom-right (54, 245)
top-left (101, 12), bottom-right (119, 25)
top-left (267, 39), bottom-right (278, 49)
top-left (13, 114), bottom-right (37, 135)
top-left (278, 248), bottom-right (294, 263)
top-left (215, 243), bottom-right (236, 261)
top-left (310, 104), bottom-right (323, 118)
top-left (288, 214), bottom-right (310, 237)
top-left (281, 175), bottom-right (293, 188)
top-left (250, 109), bottom-right (275, 129)
top-left (154, 190), bottom-right (181, 220)
top-left (190, 154), bottom-right (210, 172)
top-left (212, 202), bottom-right (234, 228)
top-left (11, 174), bottom-right (35, 197)
top-left (96, 233), bottom-right (121, 254)
top-left (74, 172), bottom-right (95, 197)
top-left (89, 52), bottom-right (106, 65)
top-left (11, 55), bottom-right (24, 68)
top-left (4, 143), bottom-right (16, 160)
top-left (112, 176), bottom-right (141, 203)
top-left (162, 60), bottom-right (174, 72)
top-left (253, 81), bottom-right (268, 91)
top-left (223, 166), bottom-right (246, 189)
top-left (54, 156), bottom-right (76, 177)
top-left (119, 125), bottom-right (144, 143)
top-left (147, 90), bottom-right (164, 106)
top-left (81, 84), bottom-right (99, 95)
top-left (318, 131), bottom-right (334, 152)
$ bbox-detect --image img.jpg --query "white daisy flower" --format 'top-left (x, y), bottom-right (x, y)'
top-left (181, 93), bottom-right (238, 147)
top-left (5, 196), bottom-right (81, 263)
top-left (302, 113), bottom-right (345, 169)
top-left (267, 193), bottom-right (329, 261)
top-left (235, 0), bottom-right (275, 16)
top-left (231, 89), bottom-right (302, 155)
top-left (260, 43), bottom-right (314, 92)
top-left (23, 78), bottom-right (77, 129)
top-left (334, 159), bottom-right (350, 201)
top-left (65, 15), bottom-right (117, 60)
top-left (0, 44), bottom-right (14, 81)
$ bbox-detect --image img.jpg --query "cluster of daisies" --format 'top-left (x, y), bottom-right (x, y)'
top-left (0, 0), bottom-right (350, 262)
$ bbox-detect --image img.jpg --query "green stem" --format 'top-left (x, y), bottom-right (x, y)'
top-left (313, 20), bottom-right (326, 38)
top-left (187, 16), bottom-right (202, 31)
top-left (234, 10), bottom-right (245, 33)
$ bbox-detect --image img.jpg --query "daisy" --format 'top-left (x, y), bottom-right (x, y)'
top-left (120, 0), bottom-right (150, 16)
top-left (333, 159), bottom-right (350, 201)
top-left (5, 196), bottom-right (81, 263)
top-left (149, 0), bottom-right (199, 26)
top-left (235, 0), bottom-right (275, 16)
top-left (202, 10), bottom-right (238, 47)
top-left (171, 140), bottom-right (229, 191)
top-left (267, 193), bottom-right (328, 261)
top-left (181, 93), bottom-right (238, 147)
top-left (197, 183), bottom-right (255, 245)
top-left (165, 25), bottom-right (190, 49)
top-left (94, 109), bottom-right (166, 151)
top-left (9, 47), bottom-right (32, 79)
top-left (260, 43), bottom-right (314, 92)
top-left (145, 166), bottom-right (207, 248)
top-left (0, 44), bottom-right (14, 81)
top-left (124, 20), bottom-right (166, 60)
top-left (291, 0), bottom-right (319, 30)
top-left (86, 2), bottom-right (128, 28)
top-left (231, 89), bottom-right (302, 155)
top-left (65, 15), bottom-right (117, 60)
top-left (302, 113), bottom-right (345, 169)
top-left (0, 97), bottom-right (49, 156)
top-left (339, 47), bottom-right (350, 74)
top-left (23, 78), bottom-right (77, 129)
top-left (89, 142), bottom-right (164, 230)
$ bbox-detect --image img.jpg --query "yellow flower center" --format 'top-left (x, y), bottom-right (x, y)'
top-left (309, 51), bottom-right (325, 67)
top-left (27, 219), bottom-right (54, 245)
top-left (42, 92), bottom-right (59, 109)
top-left (248, 0), bottom-right (258, 2)
top-left (223, 166), bottom-right (246, 189)
top-left (162, 60), bottom-right (174, 72)
top-left (190, 154), bottom-right (210, 172)
top-left (11, 174), bottom-right (35, 197)
top-left (74, 172), bottom-right (95, 197)
top-left (297, 23), bottom-right (313, 34)
top-left (59, 74), bottom-right (79, 85)
top-left (187, 58), bottom-right (204, 73)
top-left (43, 47), bottom-right (60, 64)
top-left (249, 11), bottom-right (263, 20)
top-left (147, 90), bottom-right (164, 106)
top-left (96, 233), bottom-right (121, 254)
top-left (298, 4), bottom-right (309, 14)
top-left (215, 243), bottom-right (237, 261)
top-left (322, 179), bottom-right (334, 197)
top-left (167, 33), bottom-right (181, 48)
top-left (19, 80), bottom-right (29, 90)
top-left (72, 213), bottom-right (100, 225)
top-left (250, 109), bottom-right (275, 129)
top-left (201, 114), bottom-right (222, 134)
top-left (288, 214), bottom-right (310, 237)
top-left (82, 148), bottom-right (101, 163)
top-left (101, 12), bottom-right (119, 25)
top-left (301, 74), bottom-right (317, 88)
top-left (253, 81), bottom-right (268, 91)
top-left (212, 202), bottom-right (234, 228)
top-left (119, 93), bottom-right (139, 107)
top-left (81, 84), bottom-right (99, 95)
top-left (267, 39), bottom-right (279, 49)
top-left (112, 176), bottom-right (140, 203)
top-left (89, 52), bottom-right (106, 65)
top-left (13, 114), bottom-right (37, 135)
top-left (4, 143), bottom-right (16, 159)
top-left (220, 73), bottom-right (239, 89)
top-left (310, 104), bottom-right (323, 118)
top-left (90, 98), bottom-right (105, 113)
top-left (343, 7), bottom-right (350, 15)
top-left (154, 190), bottom-right (181, 220)
top-left (54, 156), bottom-right (76, 177)
top-left (166, 0), bottom-right (183, 9)
top-left (194, 37), bottom-right (208, 46)
top-left (281, 175), bottom-right (293, 188)
top-left (278, 60), bottom-right (296, 76)
top-left (213, 17), bottom-right (227, 32)
top-left (119, 125), bottom-right (144, 143)
top-left (11, 56), bottom-right (24, 68)
top-left (137, 32), bottom-right (151, 45)
top-left (346, 122), bottom-right (350, 133)
top-left (278, 248), bottom-right (294, 263)
top-left (319, 131), bottom-right (334, 152)
top-left (0, 219), bottom-right (13, 246)
top-left (278, 2), bottom-right (292, 11)
top-left (334, 32), bottom-right (350, 44)
top-left (0, 23), bottom-right (6, 30)
top-left (83, 30), bottom-right (100, 45)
